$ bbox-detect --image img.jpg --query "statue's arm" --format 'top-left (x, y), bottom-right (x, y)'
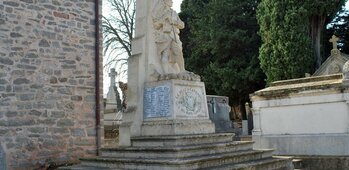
top-left (173, 12), bottom-right (184, 29)
top-left (176, 19), bottom-right (184, 29)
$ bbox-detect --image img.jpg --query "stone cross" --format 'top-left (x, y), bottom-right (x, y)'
top-left (109, 68), bottom-right (117, 87)
top-left (329, 35), bottom-right (339, 50)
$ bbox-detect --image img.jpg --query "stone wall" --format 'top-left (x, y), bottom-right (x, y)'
top-left (0, 0), bottom-right (102, 169)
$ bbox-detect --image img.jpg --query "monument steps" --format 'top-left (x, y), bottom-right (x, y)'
top-left (202, 157), bottom-right (294, 170)
top-left (60, 158), bottom-right (292, 170)
top-left (77, 149), bottom-right (274, 169)
top-left (60, 134), bottom-right (293, 170)
top-left (101, 141), bottom-right (254, 159)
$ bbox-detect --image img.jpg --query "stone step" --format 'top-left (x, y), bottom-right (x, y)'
top-left (202, 157), bottom-right (294, 170)
top-left (131, 133), bottom-right (234, 147)
top-left (101, 141), bottom-right (253, 159)
top-left (292, 158), bottom-right (304, 169)
top-left (59, 157), bottom-right (293, 170)
top-left (58, 165), bottom-right (112, 170)
top-left (78, 149), bottom-right (274, 170)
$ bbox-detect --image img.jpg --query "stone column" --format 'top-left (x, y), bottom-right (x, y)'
top-left (251, 108), bottom-right (262, 135)
top-left (342, 61), bottom-right (349, 133)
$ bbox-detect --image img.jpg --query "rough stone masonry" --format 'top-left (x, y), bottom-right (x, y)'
top-left (0, 0), bottom-right (103, 169)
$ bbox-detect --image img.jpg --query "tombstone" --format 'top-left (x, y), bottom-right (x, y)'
top-left (313, 35), bottom-right (349, 76)
top-left (105, 68), bottom-right (122, 111)
top-left (207, 95), bottom-right (234, 133)
top-left (0, 145), bottom-right (6, 170)
top-left (104, 69), bottom-right (123, 147)
top-left (245, 102), bottom-right (254, 135)
top-left (119, 0), bottom-right (215, 146)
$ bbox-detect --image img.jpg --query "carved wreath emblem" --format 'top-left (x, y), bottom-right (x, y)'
top-left (175, 88), bottom-right (202, 116)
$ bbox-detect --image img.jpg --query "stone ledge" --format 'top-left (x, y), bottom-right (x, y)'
top-left (252, 74), bottom-right (343, 99)
top-left (140, 119), bottom-right (215, 137)
top-left (270, 74), bottom-right (342, 87)
top-left (285, 156), bottom-right (349, 170)
top-left (101, 141), bottom-right (253, 159)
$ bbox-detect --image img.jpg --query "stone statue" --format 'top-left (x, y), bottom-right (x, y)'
top-left (119, 81), bottom-right (128, 110)
top-left (152, 0), bottom-right (200, 81)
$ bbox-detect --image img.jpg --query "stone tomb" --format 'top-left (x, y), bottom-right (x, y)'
top-left (251, 73), bottom-right (349, 155)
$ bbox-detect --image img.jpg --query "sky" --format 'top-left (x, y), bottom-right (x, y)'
top-left (173, 0), bottom-right (183, 12)
top-left (102, 0), bottom-right (183, 96)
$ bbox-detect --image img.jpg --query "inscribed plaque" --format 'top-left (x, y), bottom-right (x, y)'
top-left (144, 85), bottom-right (171, 118)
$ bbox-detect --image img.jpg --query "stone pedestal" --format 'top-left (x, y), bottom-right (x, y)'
top-left (141, 80), bottom-right (215, 136)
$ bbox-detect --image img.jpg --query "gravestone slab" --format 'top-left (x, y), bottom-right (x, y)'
top-left (207, 95), bottom-right (234, 133)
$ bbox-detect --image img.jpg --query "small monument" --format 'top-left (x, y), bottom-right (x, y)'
top-left (119, 0), bottom-right (215, 145)
top-left (105, 68), bottom-right (122, 111)
top-left (61, 1), bottom-right (293, 169)
top-left (207, 95), bottom-right (234, 133)
top-left (313, 35), bottom-right (349, 76)
top-left (104, 69), bottom-right (123, 147)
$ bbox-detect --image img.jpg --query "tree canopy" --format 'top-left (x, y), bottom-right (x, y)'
top-left (326, 6), bottom-right (349, 56)
top-left (180, 0), bottom-right (265, 115)
top-left (257, 0), bottom-right (345, 83)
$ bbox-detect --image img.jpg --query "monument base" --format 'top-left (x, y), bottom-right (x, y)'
top-left (141, 79), bottom-right (215, 136)
top-left (60, 133), bottom-right (294, 170)
top-left (141, 119), bottom-right (214, 136)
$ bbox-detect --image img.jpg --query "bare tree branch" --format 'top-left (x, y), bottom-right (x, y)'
top-left (103, 0), bottom-right (135, 79)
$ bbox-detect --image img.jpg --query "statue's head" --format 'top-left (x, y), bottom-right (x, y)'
top-left (164, 0), bottom-right (173, 7)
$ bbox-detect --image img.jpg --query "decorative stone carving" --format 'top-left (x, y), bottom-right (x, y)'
top-left (119, 81), bottom-right (128, 109)
top-left (343, 60), bottom-right (349, 85)
top-left (175, 88), bottom-right (203, 116)
top-left (141, 80), bottom-right (215, 136)
top-left (313, 35), bottom-right (349, 76)
top-left (119, 0), bottom-right (215, 146)
top-left (329, 35), bottom-right (339, 50)
top-left (152, 0), bottom-right (200, 81)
